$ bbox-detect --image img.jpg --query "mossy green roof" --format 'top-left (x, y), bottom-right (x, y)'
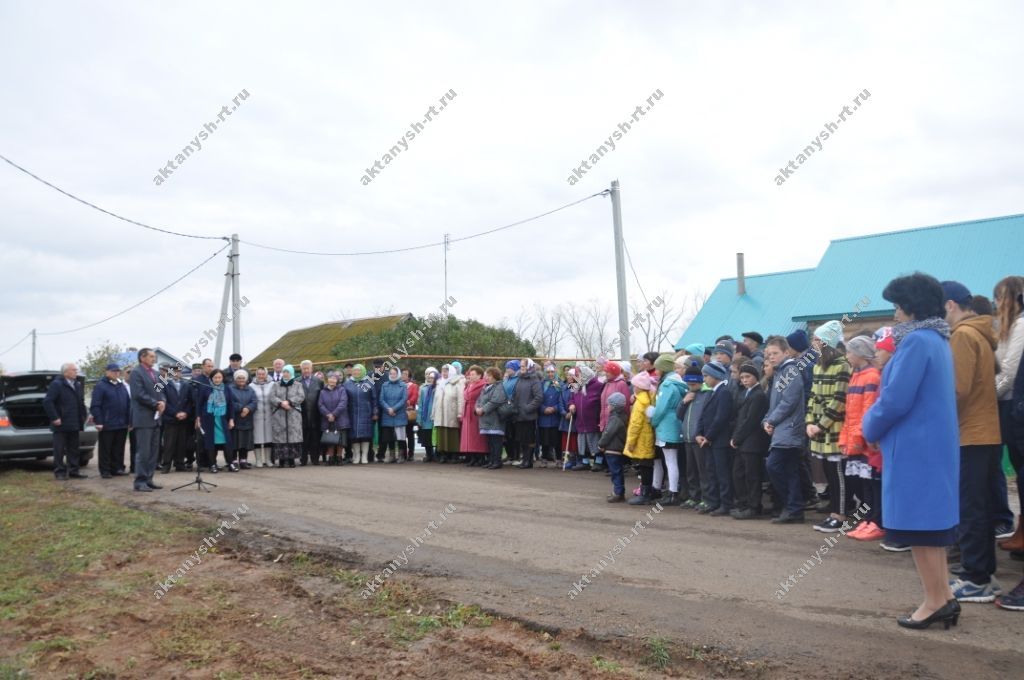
top-left (247, 314), bottom-right (411, 368)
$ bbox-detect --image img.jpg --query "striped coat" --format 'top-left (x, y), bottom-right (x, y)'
top-left (805, 354), bottom-right (850, 457)
top-left (839, 366), bottom-right (881, 469)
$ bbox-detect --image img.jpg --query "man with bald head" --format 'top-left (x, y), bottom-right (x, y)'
top-left (43, 362), bottom-right (89, 480)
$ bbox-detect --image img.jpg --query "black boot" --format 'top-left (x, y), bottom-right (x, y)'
top-left (628, 485), bottom-right (652, 505)
top-left (664, 492), bottom-right (679, 506)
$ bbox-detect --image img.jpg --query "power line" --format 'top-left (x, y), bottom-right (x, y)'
top-left (0, 331), bottom-right (32, 358)
top-left (240, 190), bottom-right (610, 256)
top-left (0, 153), bottom-right (228, 242)
top-left (37, 242), bottom-right (230, 336)
top-left (621, 237), bottom-right (651, 308)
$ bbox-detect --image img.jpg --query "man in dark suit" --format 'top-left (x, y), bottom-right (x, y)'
top-left (90, 362), bottom-right (131, 478)
top-left (160, 364), bottom-right (194, 472)
top-left (43, 363), bottom-right (89, 480)
top-left (696, 360), bottom-right (735, 516)
top-left (298, 360), bottom-right (323, 465)
top-left (189, 358), bottom-right (217, 472)
top-left (268, 358), bottom-right (285, 382)
top-left (129, 348), bottom-right (166, 492)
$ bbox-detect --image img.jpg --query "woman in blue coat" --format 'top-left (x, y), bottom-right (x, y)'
top-left (344, 364), bottom-right (377, 464)
top-left (379, 367), bottom-right (409, 463)
top-left (418, 368), bottom-right (438, 462)
top-left (538, 364), bottom-right (563, 466)
top-left (228, 370), bottom-right (258, 469)
top-left (863, 272), bottom-right (960, 630)
top-left (196, 369), bottom-right (235, 472)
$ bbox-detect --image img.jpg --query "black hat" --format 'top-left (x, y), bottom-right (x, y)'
top-left (372, 358), bottom-right (385, 366)
top-left (739, 363), bottom-right (761, 380)
top-left (229, 353), bottom-right (242, 362)
top-left (741, 331), bottom-right (764, 345)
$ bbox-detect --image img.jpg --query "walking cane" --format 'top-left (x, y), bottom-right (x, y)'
top-left (562, 412), bottom-right (574, 471)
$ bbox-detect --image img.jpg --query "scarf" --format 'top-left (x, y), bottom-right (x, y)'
top-left (892, 317), bottom-right (951, 347)
top-left (208, 383), bottom-right (227, 416)
top-left (503, 374), bottom-right (519, 398)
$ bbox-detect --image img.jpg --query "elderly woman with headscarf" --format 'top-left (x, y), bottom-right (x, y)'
top-left (319, 371), bottom-right (349, 465)
top-left (344, 363), bottom-right (377, 464)
top-left (568, 363), bottom-right (603, 471)
top-left (379, 366), bottom-right (409, 463)
top-left (460, 365), bottom-right (488, 466)
top-left (269, 364), bottom-right (305, 468)
top-left (511, 359), bottom-right (543, 469)
top-left (250, 367), bottom-right (275, 467)
top-left (502, 360), bottom-right (521, 462)
top-left (432, 362), bottom-right (465, 463)
top-left (229, 369), bottom-right (257, 469)
top-left (559, 368), bottom-right (579, 469)
top-left (538, 364), bottom-right (563, 466)
top-left (418, 368), bottom-right (439, 462)
top-left (196, 369), bottom-right (236, 472)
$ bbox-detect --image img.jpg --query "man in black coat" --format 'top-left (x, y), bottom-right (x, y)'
top-left (42, 363), bottom-right (89, 480)
top-left (129, 348), bottom-right (167, 492)
top-left (696, 361), bottom-right (734, 515)
top-left (159, 365), bottom-right (194, 472)
top-left (299, 360), bottom-right (324, 465)
top-left (189, 358), bottom-right (215, 471)
top-left (730, 363), bottom-right (771, 518)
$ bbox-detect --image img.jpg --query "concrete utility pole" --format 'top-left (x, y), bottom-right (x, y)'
top-left (213, 234), bottom-right (241, 366)
top-left (610, 180), bottom-right (630, 361)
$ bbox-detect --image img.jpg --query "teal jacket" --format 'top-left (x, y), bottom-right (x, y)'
top-left (651, 372), bottom-right (687, 444)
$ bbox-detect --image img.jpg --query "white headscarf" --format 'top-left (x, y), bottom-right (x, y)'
top-left (436, 364), bottom-right (451, 392)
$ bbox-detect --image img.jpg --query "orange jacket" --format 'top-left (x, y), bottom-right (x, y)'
top-left (839, 365), bottom-right (881, 469)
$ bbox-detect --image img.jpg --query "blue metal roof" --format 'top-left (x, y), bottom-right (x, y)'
top-left (674, 269), bottom-right (814, 349)
top-left (790, 213), bottom-right (1024, 320)
top-left (676, 212), bottom-right (1024, 349)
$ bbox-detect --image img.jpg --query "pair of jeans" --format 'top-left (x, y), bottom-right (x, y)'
top-left (767, 446), bottom-right (805, 516)
top-left (959, 445), bottom-right (1001, 585)
top-left (606, 453), bottom-right (626, 496)
top-left (486, 434), bottom-right (504, 467)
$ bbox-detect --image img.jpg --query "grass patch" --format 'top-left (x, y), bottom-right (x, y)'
top-left (593, 656), bottom-right (622, 672)
top-left (643, 636), bottom-right (672, 670)
top-left (443, 604), bottom-right (492, 629)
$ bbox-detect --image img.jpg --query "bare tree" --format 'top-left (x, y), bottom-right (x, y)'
top-left (529, 304), bottom-right (569, 358)
top-left (628, 289), bottom-right (690, 352)
top-left (565, 299), bottom-right (612, 359)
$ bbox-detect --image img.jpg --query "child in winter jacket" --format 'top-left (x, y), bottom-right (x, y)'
top-left (841, 336), bottom-right (884, 540)
top-left (676, 356), bottom-right (711, 509)
top-left (599, 392), bottom-right (629, 502)
top-left (624, 372), bottom-right (657, 505)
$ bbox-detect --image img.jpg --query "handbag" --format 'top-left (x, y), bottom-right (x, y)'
top-left (406, 408), bottom-right (418, 423)
top-left (321, 427), bottom-right (341, 446)
top-left (498, 400), bottom-right (516, 421)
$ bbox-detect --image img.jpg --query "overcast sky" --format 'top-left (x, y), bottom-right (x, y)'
top-left (2, 1), bottom-right (1022, 371)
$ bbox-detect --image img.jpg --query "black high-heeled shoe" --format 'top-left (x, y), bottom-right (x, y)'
top-left (897, 599), bottom-right (961, 630)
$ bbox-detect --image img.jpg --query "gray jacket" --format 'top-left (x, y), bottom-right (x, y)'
top-left (129, 365), bottom-right (166, 429)
top-left (764, 358), bottom-right (807, 449)
top-left (476, 382), bottom-right (507, 432)
top-left (512, 369), bottom-right (543, 422)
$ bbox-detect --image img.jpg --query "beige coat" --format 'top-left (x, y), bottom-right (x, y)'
top-left (432, 370), bottom-right (465, 428)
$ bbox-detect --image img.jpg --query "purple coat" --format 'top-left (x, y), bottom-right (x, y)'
top-left (571, 378), bottom-right (603, 433)
top-left (318, 385), bottom-right (350, 431)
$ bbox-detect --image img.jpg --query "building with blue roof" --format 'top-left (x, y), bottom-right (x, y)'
top-left (675, 213), bottom-right (1024, 349)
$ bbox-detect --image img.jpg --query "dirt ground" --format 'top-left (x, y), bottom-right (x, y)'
top-left (3, 458), bottom-right (1023, 678)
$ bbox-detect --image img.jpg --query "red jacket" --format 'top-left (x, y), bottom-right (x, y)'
top-left (839, 365), bottom-right (881, 469)
top-left (406, 381), bottom-right (419, 408)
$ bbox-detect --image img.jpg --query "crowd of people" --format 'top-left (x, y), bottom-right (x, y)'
top-left (44, 273), bottom-right (1024, 627)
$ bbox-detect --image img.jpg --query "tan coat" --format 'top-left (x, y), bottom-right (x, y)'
top-left (950, 315), bottom-right (1001, 446)
top-left (432, 374), bottom-right (465, 428)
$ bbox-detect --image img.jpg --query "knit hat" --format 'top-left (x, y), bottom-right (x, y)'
top-left (701, 360), bottom-right (728, 381)
top-left (712, 344), bottom-right (734, 359)
top-left (654, 353), bottom-right (676, 375)
top-left (786, 329), bottom-right (810, 353)
top-left (607, 392), bottom-right (627, 408)
top-left (605, 361), bottom-right (622, 379)
top-left (684, 343), bottom-right (705, 356)
top-left (505, 359), bottom-right (521, 372)
top-left (679, 356), bottom-right (705, 383)
top-left (741, 331), bottom-right (764, 345)
top-left (814, 320), bottom-right (844, 349)
top-left (874, 326), bottom-right (895, 353)
top-left (630, 372), bottom-right (653, 392)
top-left (847, 336), bottom-right (876, 360)
top-left (738, 363), bottom-right (760, 380)
top-left (618, 360), bottom-right (633, 376)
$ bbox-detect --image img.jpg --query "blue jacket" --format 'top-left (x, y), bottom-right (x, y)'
top-left (558, 384), bottom-right (574, 432)
top-left (698, 382), bottom-right (734, 446)
top-left (161, 379), bottom-right (193, 424)
top-left (538, 379), bottom-right (563, 428)
top-left (345, 377), bottom-right (377, 438)
top-left (43, 377), bottom-right (87, 432)
top-left (229, 384), bottom-right (258, 431)
top-left (196, 384), bottom-right (234, 450)
top-left (419, 383), bottom-right (437, 429)
top-left (90, 378), bottom-right (131, 430)
top-left (677, 386), bottom-right (711, 443)
top-left (651, 373), bottom-right (686, 444)
top-left (379, 378), bottom-right (409, 427)
top-left (765, 358), bottom-right (807, 449)
top-left (863, 327), bottom-right (959, 532)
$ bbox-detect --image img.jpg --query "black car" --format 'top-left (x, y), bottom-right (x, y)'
top-left (0, 372), bottom-right (97, 463)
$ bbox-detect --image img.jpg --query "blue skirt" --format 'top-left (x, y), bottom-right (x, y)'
top-left (884, 525), bottom-right (959, 547)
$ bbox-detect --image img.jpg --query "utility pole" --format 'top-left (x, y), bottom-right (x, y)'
top-left (31, 328), bottom-right (36, 371)
top-left (230, 234), bottom-right (241, 357)
top-left (213, 239), bottom-right (233, 367)
top-left (443, 232), bottom-right (450, 315)
top-left (610, 180), bottom-right (630, 362)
